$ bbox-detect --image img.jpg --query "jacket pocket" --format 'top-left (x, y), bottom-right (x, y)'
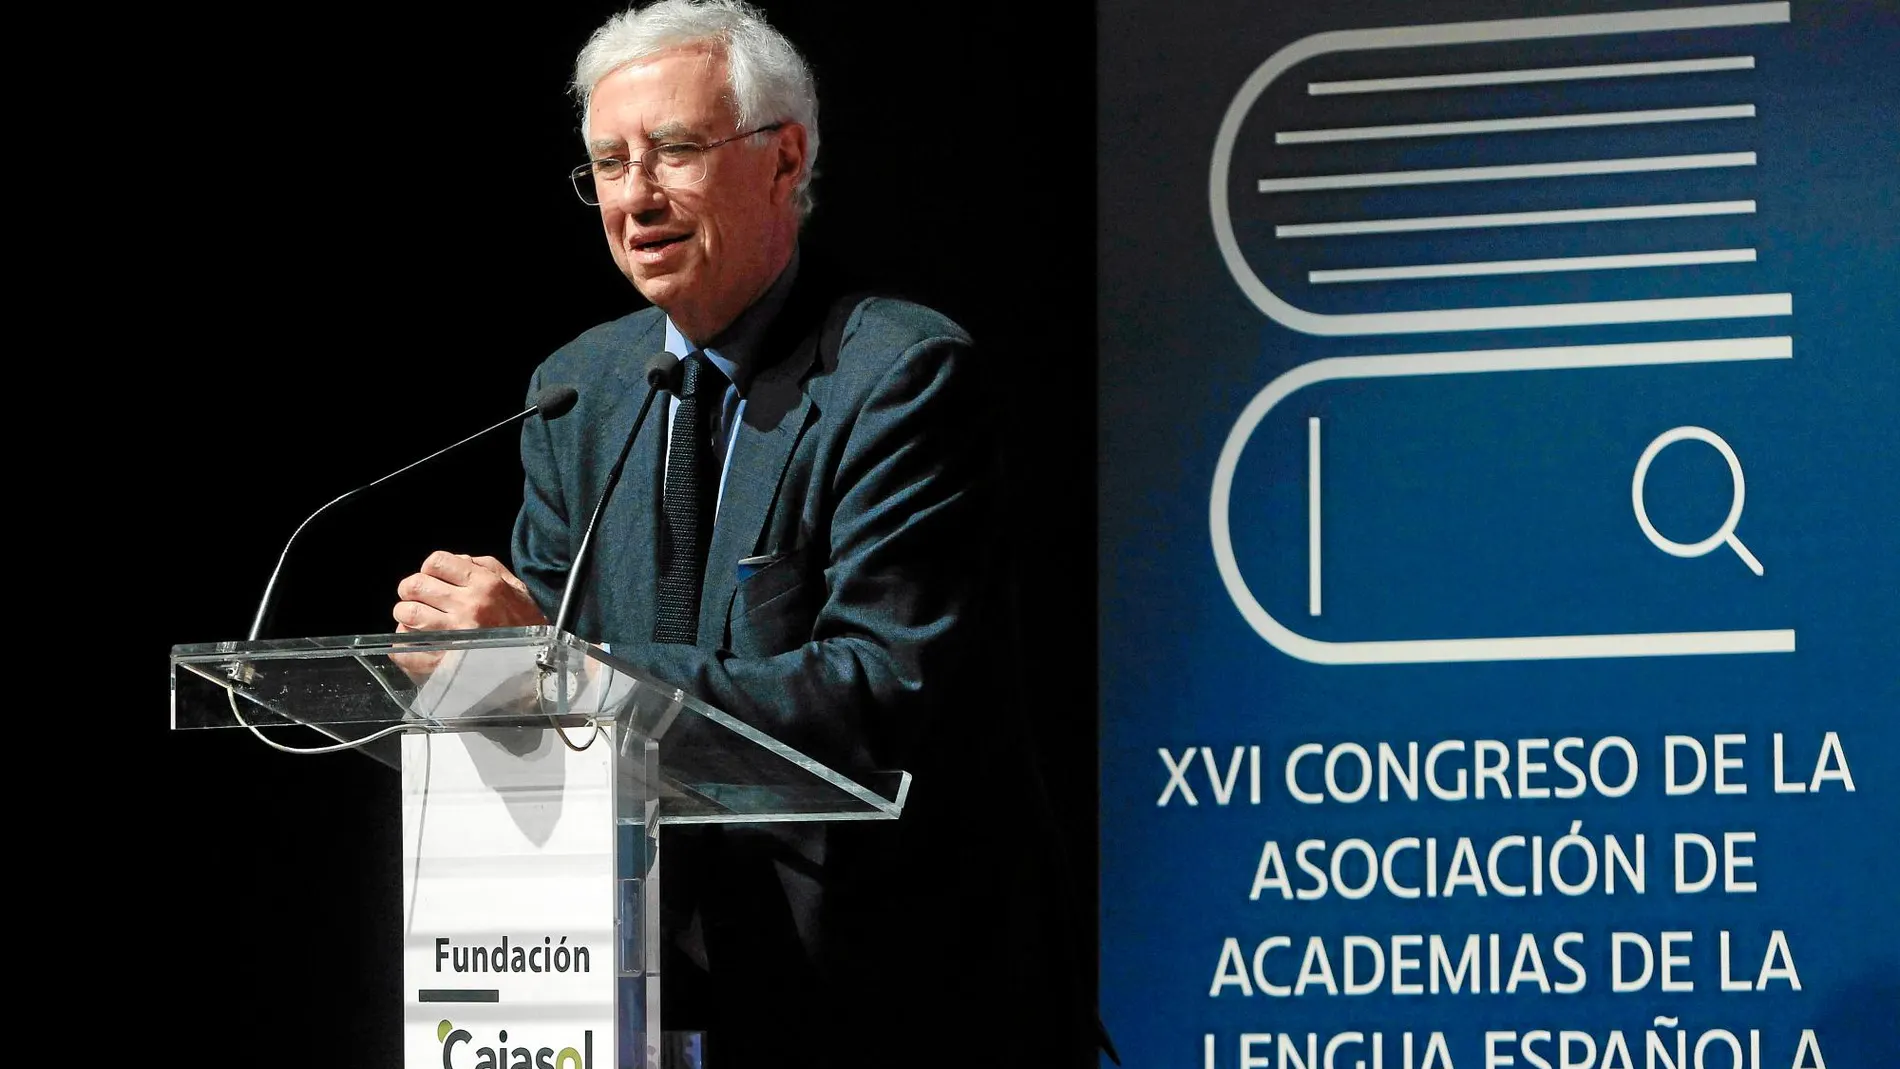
top-left (727, 547), bottom-right (819, 655)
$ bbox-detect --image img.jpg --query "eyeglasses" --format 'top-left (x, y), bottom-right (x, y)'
top-left (569, 123), bottom-right (785, 205)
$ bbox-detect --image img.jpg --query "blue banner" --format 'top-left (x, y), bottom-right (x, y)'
top-left (1099, 2), bottom-right (1896, 1065)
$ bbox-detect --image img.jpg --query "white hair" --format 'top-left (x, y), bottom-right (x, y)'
top-left (575, 0), bottom-right (820, 219)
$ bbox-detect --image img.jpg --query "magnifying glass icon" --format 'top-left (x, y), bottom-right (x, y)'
top-left (1631, 426), bottom-right (1764, 576)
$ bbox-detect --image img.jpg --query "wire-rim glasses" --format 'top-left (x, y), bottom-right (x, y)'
top-left (569, 122), bottom-right (786, 205)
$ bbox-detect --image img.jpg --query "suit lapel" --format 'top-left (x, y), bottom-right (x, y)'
top-left (679, 256), bottom-right (848, 647)
top-left (699, 336), bottom-right (819, 646)
top-left (596, 319), bottom-right (669, 639)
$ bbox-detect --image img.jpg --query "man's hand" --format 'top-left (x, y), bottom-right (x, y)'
top-left (389, 552), bottom-right (548, 681)
top-left (394, 551), bottom-right (549, 632)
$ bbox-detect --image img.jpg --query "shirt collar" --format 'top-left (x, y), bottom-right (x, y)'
top-left (663, 247), bottom-right (801, 398)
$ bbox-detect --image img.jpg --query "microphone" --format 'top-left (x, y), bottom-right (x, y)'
top-left (544, 352), bottom-right (680, 648)
top-left (245, 383), bottom-right (580, 642)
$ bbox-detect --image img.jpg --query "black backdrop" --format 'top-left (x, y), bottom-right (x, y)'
top-left (137, 3), bottom-right (1096, 1062)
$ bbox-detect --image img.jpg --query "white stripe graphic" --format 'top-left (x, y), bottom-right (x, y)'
top-left (1308, 417), bottom-right (1322, 617)
top-left (1309, 55), bottom-right (1756, 95)
top-left (1310, 248), bottom-right (1757, 283)
top-left (1258, 151), bottom-right (1755, 193)
top-left (1210, 2), bottom-right (1792, 335)
top-left (1276, 104), bottom-right (1755, 144)
top-left (1277, 199), bottom-right (1755, 238)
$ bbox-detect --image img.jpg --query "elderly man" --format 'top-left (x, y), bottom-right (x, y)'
top-left (392, 1), bottom-right (1092, 1064)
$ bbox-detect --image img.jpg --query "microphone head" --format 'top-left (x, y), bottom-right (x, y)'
top-left (532, 384), bottom-right (579, 419)
top-left (646, 351), bottom-right (683, 393)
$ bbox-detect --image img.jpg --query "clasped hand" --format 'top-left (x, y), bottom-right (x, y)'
top-left (390, 551), bottom-right (547, 676)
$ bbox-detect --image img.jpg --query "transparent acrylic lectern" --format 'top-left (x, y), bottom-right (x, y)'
top-left (171, 625), bottom-right (909, 1068)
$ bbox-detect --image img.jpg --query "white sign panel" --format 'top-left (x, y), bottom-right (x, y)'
top-left (401, 725), bottom-right (615, 1069)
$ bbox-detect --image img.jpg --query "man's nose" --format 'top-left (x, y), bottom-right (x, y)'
top-left (613, 163), bottom-right (668, 210)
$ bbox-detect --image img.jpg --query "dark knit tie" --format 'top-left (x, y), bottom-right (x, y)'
top-left (653, 352), bottom-right (724, 644)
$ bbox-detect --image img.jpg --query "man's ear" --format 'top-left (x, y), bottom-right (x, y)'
top-left (772, 122), bottom-right (809, 200)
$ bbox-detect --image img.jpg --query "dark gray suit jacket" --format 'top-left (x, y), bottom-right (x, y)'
top-left (513, 276), bottom-right (987, 776)
top-left (510, 270), bottom-right (1078, 1064)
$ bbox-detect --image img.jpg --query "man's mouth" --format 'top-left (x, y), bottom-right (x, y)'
top-left (634, 233), bottom-right (690, 252)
